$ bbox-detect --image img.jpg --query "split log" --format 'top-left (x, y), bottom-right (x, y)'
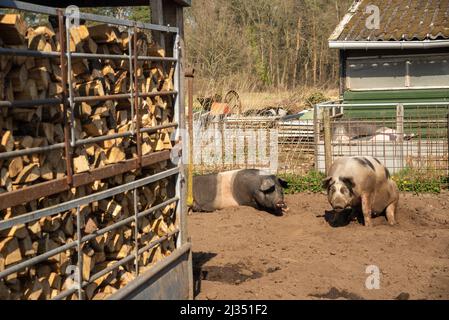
top-left (106, 146), bottom-right (126, 164)
top-left (40, 122), bottom-right (55, 144)
top-left (15, 79), bottom-right (38, 100)
top-left (0, 223), bottom-right (28, 239)
top-left (14, 163), bottom-right (40, 184)
top-left (28, 33), bottom-right (49, 51)
top-left (88, 24), bottom-right (119, 44)
top-left (19, 235), bottom-right (35, 257)
top-left (40, 162), bottom-right (54, 181)
top-left (48, 81), bottom-right (63, 97)
top-left (0, 14), bottom-right (27, 45)
top-left (28, 67), bottom-right (50, 90)
top-left (28, 221), bottom-right (42, 238)
top-left (73, 155), bottom-right (90, 174)
top-left (61, 212), bottom-right (74, 237)
top-left (8, 157), bottom-right (23, 178)
top-left (82, 248), bottom-right (94, 281)
top-left (76, 79), bottom-right (105, 97)
top-left (7, 65), bottom-right (28, 92)
top-left (48, 272), bottom-right (62, 290)
top-left (32, 25), bottom-right (55, 38)
top-left (0, 281), bottom-right (11, 300)
top-left (84, 217), bottom-right (98, 234)
top-left (84, 37), bottom-right (98, 53)
top-left (148, 42), bottom-right (165, 57)
top-left (1, 130), bottom-right (14, 152)
top-left (41, 215), bottom-right (62, 232)
top-left (0, 237), bottom-right (22, 266)
top-left (0, 168), bottom-right (11, 191)
top-left (82, 116), bottom-right (106, 137)
top-left (71, 60), bottom-right (89, 77)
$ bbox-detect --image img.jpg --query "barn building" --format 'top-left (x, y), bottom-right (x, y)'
top-left (329, 0), bottom-right (449, 117)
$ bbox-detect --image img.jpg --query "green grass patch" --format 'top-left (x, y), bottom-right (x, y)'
top-left (193, 168), bottom-right (447, 194)
top-left (392, 168), bottom-right (446, 194)
top-left (280, 169), bottom-right (448, 195)
top-left (279, 171), bottom-right (325, 194)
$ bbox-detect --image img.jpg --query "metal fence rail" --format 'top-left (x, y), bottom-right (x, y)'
top-left (0, 0), bottom-right (187, 300)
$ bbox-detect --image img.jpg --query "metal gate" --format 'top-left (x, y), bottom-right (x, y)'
top-left (0, 0), bottom-right (191, 300)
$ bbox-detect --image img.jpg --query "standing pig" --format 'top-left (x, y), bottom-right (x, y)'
top-left (322, 156), bottom-right (399, 227)
top-left (192, 169), bottom-right (289, 215)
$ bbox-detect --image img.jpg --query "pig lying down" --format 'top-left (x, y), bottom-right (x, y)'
top-left (323, 156), bottom-right (399, 227)
top-left (192, 169), bottom-right (289, 215)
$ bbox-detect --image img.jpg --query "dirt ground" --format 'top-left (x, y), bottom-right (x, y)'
top-left (188, 192), bottom-right (449, 300)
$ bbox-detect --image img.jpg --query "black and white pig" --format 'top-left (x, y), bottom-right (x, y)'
top-left (192, 169), bottom-right (289, 215)
top-left (322, 156), bottom-right (399, 227)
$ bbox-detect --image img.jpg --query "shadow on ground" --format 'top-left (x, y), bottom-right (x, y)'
top-left (192, 252), bottom-right (217, 297)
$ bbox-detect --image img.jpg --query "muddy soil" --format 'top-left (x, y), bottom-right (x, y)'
top-left (188, 192), bottom-right (449, 300)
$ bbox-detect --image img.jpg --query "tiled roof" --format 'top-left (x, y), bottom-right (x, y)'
top-left (330, 0), bottom-right (449, 41)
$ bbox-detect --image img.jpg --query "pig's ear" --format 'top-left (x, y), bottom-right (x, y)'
top-left (278, 178), bottom-right (289, 189)
top-left (260, 178), bottom-right (276, 192)
top-left (322, 176), bottom-right (332, 189)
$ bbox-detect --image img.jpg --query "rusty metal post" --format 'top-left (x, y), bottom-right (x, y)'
top-left (447, 113), bottom-right (449, 176)
top-left (76, 205), bottom-right (84, 300)
top-left (58, 9), bottom-right (73, 186)
top-left (396, 103), bottom-right (404, 170)
top-left (323, 108), bottom-right (332, 174)
top-left (185, 68), bottom-right (195, 208)
top-left (133, 189), bottom-right (139, 278)
top-left (185, 69), bottom-right (195, 302)
top-left (133, 27), bottom-right (143, 167)
top-left (314, 104), bottom-right (320, 171)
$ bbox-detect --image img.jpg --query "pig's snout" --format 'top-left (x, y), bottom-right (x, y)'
top-left (276, 201), bottom-right (289, 214)
top-left (332, 205), bottom-right (345, 213)
top-left (276, 201), bottom-right (287, 208)
top-left (330, 194), bottom-right (350, 213)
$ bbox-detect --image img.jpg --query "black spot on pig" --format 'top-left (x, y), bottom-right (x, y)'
top-left (384, 167), bottom-right (391, 179)
top-left (322, 176), bottom-right (334, 190)
top-left (355, 157), bottom-right (375, 171)
top-left (363, 157), bottom-right (376, 171)
top-left (340, 177), bottom-right (356, 195)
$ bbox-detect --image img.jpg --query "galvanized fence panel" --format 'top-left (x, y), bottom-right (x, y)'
top-left (316, 102), bottom-right (449, 184)
top-left (192, 112), bottom-right (317, 175)
top-left (192, 101), bottom-right (448, 189)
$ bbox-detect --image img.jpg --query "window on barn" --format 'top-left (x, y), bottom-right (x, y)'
top-left (409, 56), bottom-right (449, 87)
top-left (346, 54), bottom-right (449, 90)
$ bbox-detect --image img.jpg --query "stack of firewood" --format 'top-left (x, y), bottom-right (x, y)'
top-left (0, 13), bottom-right (178, 300)
top-left (0, 166), bottom-right (177, 300)
top-left (0, 13), bottom-right (175, 192)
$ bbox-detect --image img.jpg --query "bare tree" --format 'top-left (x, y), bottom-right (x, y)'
top-left (185, 0), bottom-right (354, 91)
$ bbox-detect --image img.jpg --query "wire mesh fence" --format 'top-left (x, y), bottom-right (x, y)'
top-left (316, 102), bottom-right (449, 187)
top-left (191, 111), bottom-right (316, 175)
top-left (192, 101), bottom-right (449, 189)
